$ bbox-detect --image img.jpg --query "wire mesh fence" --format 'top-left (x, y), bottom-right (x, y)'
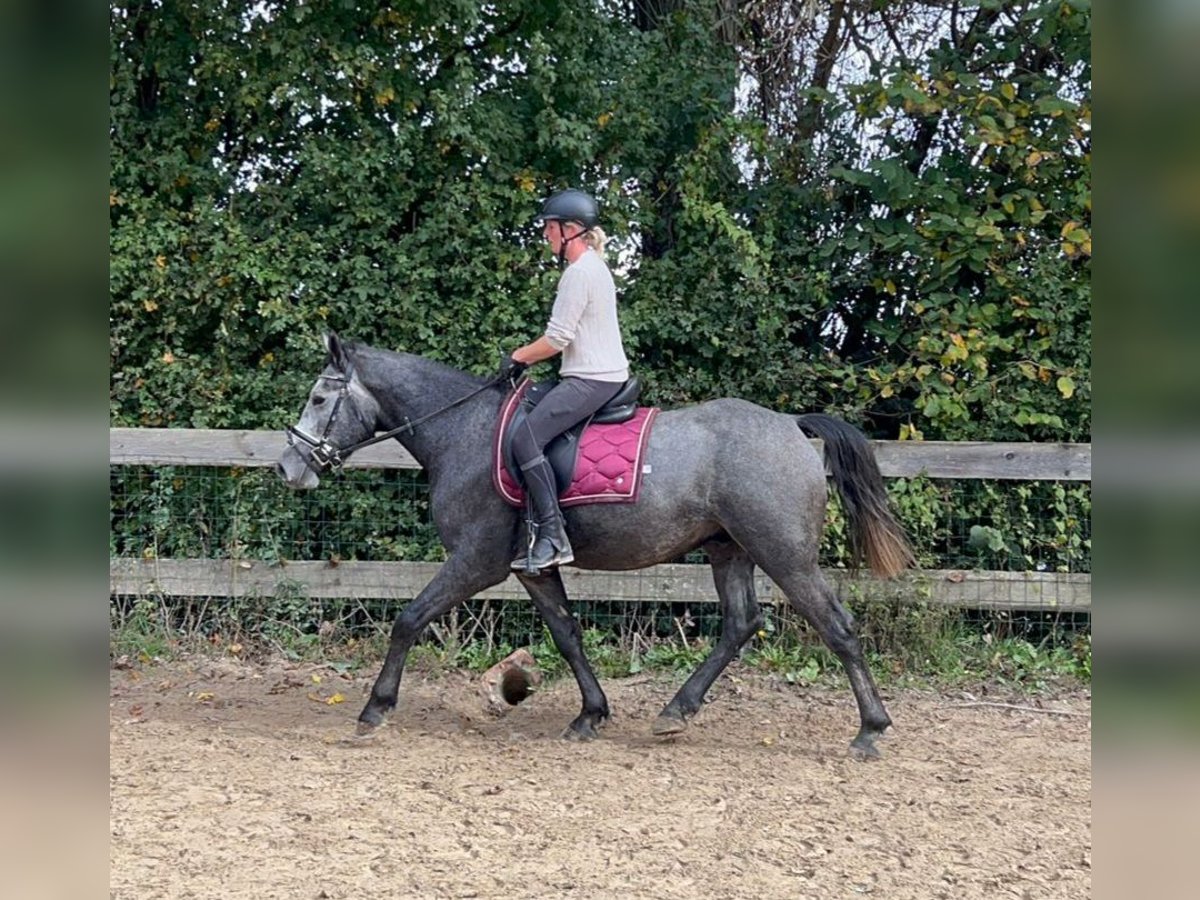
top-left (110, 465), bottom-right (1092, 571)
top-left (110, 463), bottom-right (1091, 656)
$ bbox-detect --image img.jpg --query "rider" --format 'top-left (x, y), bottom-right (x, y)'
top-left (503, 188), bottom-right (631, 572)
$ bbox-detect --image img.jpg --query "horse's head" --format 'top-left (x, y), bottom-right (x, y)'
top-left (276, 331), bottom-right (380, 489)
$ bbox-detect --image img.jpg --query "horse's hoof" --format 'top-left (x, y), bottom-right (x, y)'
top-left (562, 723), bottom-right (598, 742)
top-left (339, 728), bottom-right (382, 748)
top-left (651, 713), bottom-right (687, 736)
top-left (355, 719), bottom-right (383, 737)
top-left (356, 708), bottom-right (390, 737)
top-left (848, 735), bottom-right (883, 761)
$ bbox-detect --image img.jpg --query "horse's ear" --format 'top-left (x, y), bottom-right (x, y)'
top-left (323, 330), bottom-right (350, 372)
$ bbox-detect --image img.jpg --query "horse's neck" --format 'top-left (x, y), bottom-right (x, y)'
top-left (355, 348), bottom-right (497, 471)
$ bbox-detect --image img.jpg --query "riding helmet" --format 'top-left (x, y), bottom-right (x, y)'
top-left (535, 189), bottom-right (599, 228)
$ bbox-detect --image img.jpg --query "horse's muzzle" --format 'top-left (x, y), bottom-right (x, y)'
top-left (276, 447), bottom-right (320, 490)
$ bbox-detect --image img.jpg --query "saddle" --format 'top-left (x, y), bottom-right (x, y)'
top-left (493, 377), bottom-right (659, 508)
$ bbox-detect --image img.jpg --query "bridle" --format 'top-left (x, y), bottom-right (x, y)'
top-left (285, 373), bottom-right (372, 475)
top-left (286, 370), bottom-right (509, 476)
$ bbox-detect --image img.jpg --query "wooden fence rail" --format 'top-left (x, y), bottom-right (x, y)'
top-left (109, 428), bottom-right (1091, 480)
top-left (110, 558), bottom-right (1091, 612)
top-left (110, 429), bottom-right (1091, 611)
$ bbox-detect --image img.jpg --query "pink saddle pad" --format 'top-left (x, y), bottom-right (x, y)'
top-left (493, 389), bottom-right (659, 508)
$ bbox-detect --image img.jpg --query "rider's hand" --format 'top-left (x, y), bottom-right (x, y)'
top-left (499, 352), bottom-right (527, 380)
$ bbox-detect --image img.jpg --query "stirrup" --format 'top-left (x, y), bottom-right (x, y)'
top-left (511, 501), bottom-right (541, 573)
top-left (511, 519), bottom-right (539, 573)
top-left (528, 515), bottom-right (574, 572)
top-left (512, 515), bottom-right (573, 574)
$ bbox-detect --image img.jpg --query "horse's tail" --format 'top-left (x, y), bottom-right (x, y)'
top-left (796, 413), bottom-right (914, 578)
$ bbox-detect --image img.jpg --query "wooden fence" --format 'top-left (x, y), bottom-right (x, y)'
top-left (109, 429), bottom-right (1092, 612)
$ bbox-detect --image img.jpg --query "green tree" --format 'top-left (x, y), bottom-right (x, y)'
top-left (110, 0), bottom-right (723, 426)
top-left (111, 0), bottom-right (1089, 444)
top-left (808, 0), bottom-right (1092, 441)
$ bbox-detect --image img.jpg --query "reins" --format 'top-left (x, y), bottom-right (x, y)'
top-left (287, 371), bottom-right (510, 474)
top-left (340, 374), bottom-right (508, 455)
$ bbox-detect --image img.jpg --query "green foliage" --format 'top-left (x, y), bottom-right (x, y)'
top-left (743, 594), bottom-right (1089, 691)
top-left (1072, 632), bottom-right (1092, 680)
top-left (810, 1), bottom-right (1092, 440)
top-left (110, 0), bottom-right (731, 427)
top-left (814, 476), bottom-right (1090, 574)
top-left (744, 641), bottom-right (832, 687)
top-left (111, 1), bottom-right (1089, 446)
top-left (110, 594), bottom-right (176, 661)
top-left (111, 467), bottom-right (445, 563)
top-left (738, 572), bottom-right (1091, 690)
top-left (639, 637), bottom-right (713, 674)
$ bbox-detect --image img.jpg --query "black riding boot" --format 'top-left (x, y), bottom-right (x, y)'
top-left (511, 455), bottom-right (574, 572)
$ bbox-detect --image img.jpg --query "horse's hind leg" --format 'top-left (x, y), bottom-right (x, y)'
top-left (652, 539), bottom-right (764, 736)
top-left (518, 570), bottom-right (611, 741)
top-left (757, 562), bottom-right (892, 759)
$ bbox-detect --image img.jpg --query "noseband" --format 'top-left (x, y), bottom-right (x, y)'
top-left (286, 370), bottom-right (510, 476)
top-left (285, 373), bottom-right (374, 475)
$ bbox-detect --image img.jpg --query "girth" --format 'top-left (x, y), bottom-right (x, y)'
top-left (501, 377), bottom-right (641, 494)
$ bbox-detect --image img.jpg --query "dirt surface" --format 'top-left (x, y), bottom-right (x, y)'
top-left (110, 657), bottom-right (1091, 899)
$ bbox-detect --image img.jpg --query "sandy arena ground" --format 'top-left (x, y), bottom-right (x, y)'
top-left (110, 657), bottom-right (1091, 899)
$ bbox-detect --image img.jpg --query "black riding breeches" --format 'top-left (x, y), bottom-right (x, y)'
top-left (510, 377), bottom-right (625, 469)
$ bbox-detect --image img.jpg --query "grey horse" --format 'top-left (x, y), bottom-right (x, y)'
top-left (277, 332), bottom-right (914, 758)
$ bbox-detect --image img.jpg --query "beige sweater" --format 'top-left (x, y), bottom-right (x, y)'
top-left (543, 249), bottom-right (630, 382)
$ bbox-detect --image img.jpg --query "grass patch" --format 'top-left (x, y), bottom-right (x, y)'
top-left (110, 591), bottom-right (1090, 693)
top-left (741, 591), bottom-right (1090, 692)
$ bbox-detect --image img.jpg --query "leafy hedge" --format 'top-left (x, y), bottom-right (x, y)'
top-left (111, 0), bottom-right (1090, 445)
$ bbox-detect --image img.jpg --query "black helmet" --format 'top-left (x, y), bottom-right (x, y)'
top-left (536, 189), bottom-right (599, 229)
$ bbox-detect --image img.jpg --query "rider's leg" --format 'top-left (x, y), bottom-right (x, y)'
top-left (510, 377), bottom-right (624, 571)
top-left (518, 453), bottom-right (574, 569)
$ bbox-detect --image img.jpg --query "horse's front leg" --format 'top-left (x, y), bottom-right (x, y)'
top-left (517, 569), bottom-right (610, 741)
top-left (358, 555), bottom-right (506, 735)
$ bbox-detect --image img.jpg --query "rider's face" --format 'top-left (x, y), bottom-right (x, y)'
top-left (542, 220), bottom-right (578, 254)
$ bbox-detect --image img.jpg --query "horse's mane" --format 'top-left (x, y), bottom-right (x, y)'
top-left (343, 340), bottom-right (491, 393)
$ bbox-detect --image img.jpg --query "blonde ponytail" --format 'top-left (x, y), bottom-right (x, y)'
top-left (583, 226), bottom-right (608, 258)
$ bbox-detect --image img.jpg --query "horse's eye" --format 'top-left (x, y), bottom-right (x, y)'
top-left (311, 395), bottom-right (327, 407)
